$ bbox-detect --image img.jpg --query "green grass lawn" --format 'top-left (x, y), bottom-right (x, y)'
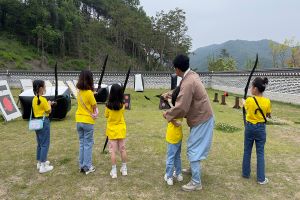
top-left (0, 89), bottom-right (299, 199)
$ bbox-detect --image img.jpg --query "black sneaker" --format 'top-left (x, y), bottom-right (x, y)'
top-left (79, 168), bottom-right (85, 173)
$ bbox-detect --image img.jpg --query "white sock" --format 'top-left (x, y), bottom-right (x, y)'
top-left (112, 165), bottom-right (117, 171)
top-left (122, 163), bottom-right (127, 169)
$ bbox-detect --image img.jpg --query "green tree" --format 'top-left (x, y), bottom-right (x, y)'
top-left (151, 8), bottom-right (191, 70)
top-left (220, 48), bottom-right (230, 58)
top-left (244, 58), bottom-right (260, 70)
top-left (284, 37), bottom-right (300, 68)
top-left (269, 41), bottom-right (279, 68)
top-left (208, 55), bottom-right (237, 72)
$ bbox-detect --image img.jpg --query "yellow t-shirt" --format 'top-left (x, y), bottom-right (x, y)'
top-left (76, 90), bottom-right (97, 124)
top-left (166, 118), bottom-right (183, 144)
top-left (105, 105), bottom-right (126, 139)
top-left (244, 96), bottom-right (271, 124)
top-left (32, 96), bottom-right (51, 117)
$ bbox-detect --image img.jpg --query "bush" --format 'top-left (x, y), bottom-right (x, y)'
top-left (0, 51), bottom-right (17, 62)
top-left (0, 60), bottom-right (5, 68)
top-left (215, 122), bottom-right (241, 133)
top-left (63, 59), bottom-right (88, 70)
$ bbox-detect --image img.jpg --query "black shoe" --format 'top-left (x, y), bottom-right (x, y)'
top-left (79, 168), bottom-right (85, 173)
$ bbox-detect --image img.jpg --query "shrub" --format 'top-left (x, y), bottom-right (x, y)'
top-left (215, 122), bottom-right (241, 133)
top-left (63, 59), bottom-right (88, 70)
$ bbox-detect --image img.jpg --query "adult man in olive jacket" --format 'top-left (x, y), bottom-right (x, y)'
top-left (163, 54), bottom-right (214, 191)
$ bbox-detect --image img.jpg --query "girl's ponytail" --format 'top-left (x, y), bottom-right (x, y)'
top-left (37, 95), bottom-right (41, 105)
top-left (32, 80), bottom-right (45, 105)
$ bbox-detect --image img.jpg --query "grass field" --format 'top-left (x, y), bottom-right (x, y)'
top-left (0, 89), bottom-right (299, 200)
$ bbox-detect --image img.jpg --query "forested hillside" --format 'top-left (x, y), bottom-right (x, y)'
top-left (0, 0), bottom-right (191, 71)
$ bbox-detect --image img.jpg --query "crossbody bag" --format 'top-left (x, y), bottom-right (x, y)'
top-left (28, 108), bottom-right (45, 131)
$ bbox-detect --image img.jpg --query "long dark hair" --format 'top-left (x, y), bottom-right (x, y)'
top-left (33, 80), bottom-right (45, 105)
top-left (171, 86), bottom-right (180, 106)
top-left (252, 77), bottom-right (269, 93)
top-left (106, 84), bottom-right (124, 110)
top-left (76, 70), bottom-right (94, 91)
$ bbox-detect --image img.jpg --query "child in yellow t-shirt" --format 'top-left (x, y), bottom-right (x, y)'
top-left (105, 84), bottom-right (127, 179)
top-left (242, 77), bottom-right (271, 185)
top-left (75, 70), bottom-right (98, 175)
top-left (163, 86), bottom-right (183, 186)
top-left (32, 80), bottom-right (54, 173)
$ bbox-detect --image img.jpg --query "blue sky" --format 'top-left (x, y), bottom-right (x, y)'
top-left (139, 0), bottom-right (300, 51)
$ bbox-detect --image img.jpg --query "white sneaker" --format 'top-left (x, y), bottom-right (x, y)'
top-left (174, 173), bottom-right (183, 182)
top-left (110, 169), bottom-right (117, 178)
top-left (85, 166), bottom-right (96, 175)
top-left (258, 178), bottom-right (269, 185)
top-left (39, 162), bottom-right (53, 173)
top-left (164, 174), bottom-right (174, 186)
top-left (37, 161), bottom-right (50, 170)
top-left (120, 166), bottom-right (128, 176)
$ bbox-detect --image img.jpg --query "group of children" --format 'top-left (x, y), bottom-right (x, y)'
top-left (32, 70), bottom-right (128, 178)
top-left (31, 70), bottom-right (271, 185)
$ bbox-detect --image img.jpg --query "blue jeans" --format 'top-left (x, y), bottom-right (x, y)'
top-left (35, 118), bottom-right (50, 162)
top-left (188, 116), bottom-right (214, 184)
top-left (166, 142), bottom-right (182, 178)
top-left (77, 123), bottom-right (94, 170)
top-left (191, 161), bottom-right (201, 184)
top-left (242, 122), bottom-right (266, 182)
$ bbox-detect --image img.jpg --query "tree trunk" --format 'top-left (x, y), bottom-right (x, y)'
top-left (0, 9), bottom-right (6, 29)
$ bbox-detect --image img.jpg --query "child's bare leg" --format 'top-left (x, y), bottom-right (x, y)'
top-left (109, 140), bottom-right (117, 165)
top-left (119, 139), bottom-right (127, 163)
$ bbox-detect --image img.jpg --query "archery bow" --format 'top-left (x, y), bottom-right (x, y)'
top-left (243, 54), bottom-right (258, 125)
top-left (123, 67), bottom-right (131, 93)
top-left (102, 67), bottom-right (131, 153)
top-left (49, 63), bottom-right (58, 120)
top-left (97, 55), bottom-right (108, 92)
top-left (55, 62), bottom-right (58, 101)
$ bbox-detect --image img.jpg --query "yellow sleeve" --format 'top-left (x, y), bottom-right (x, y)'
top-left (244, 97), bottom-right (251, 111)
top-left (88, 90), bottom-right (97, 106)
top-left (104, 107), bottom-right (109, 118)
top-left (41, 98), bottom-right (51, 113)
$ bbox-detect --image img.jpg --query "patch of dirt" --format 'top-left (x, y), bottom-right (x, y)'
top-left (295, 192), bottom-right (300, 200)
top-left (81, 186), bottom-right (98, 193)
top-left (8, 175), bottom-right (22, 183)
top-left (28, 59), bottom-right (51, 71)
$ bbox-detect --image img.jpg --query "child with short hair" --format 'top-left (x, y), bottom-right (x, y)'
top-left (105, 84), bottom-right (128, 179)
top-left (32, 80), bottom-right (54, 173)
top-left (163, 86), bottom-right (183, 186)
top-left (242, 77), bottom-right (271, 184)
top-left (76, 70), bottom-right (98, 175)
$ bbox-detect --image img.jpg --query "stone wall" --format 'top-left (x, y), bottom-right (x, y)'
top-left (1, 69), bottom-right (299, 105)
